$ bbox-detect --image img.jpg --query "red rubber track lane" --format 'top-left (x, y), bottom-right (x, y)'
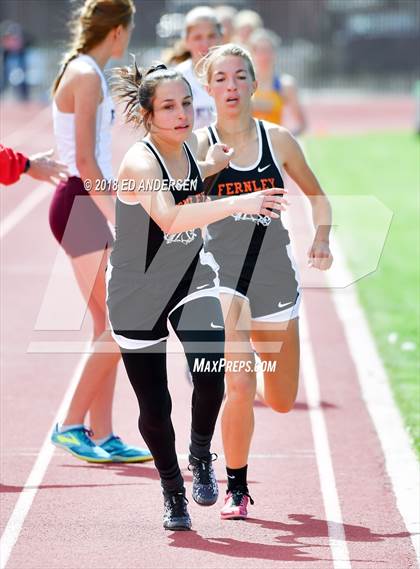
top-left (304, 95), bottom-right (415, 134)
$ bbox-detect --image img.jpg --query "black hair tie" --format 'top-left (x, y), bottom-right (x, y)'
top-left (146, 63), bottom-right (167, 76)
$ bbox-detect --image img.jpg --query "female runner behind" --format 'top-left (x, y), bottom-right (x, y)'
top-left (195, 43), bottom-right (332, 520)
top-left (231, 9), bottom-right (263, 49)
top-left (214, 5), bottom-right (237, 45)
top-left (249, 28), bottom-right (307, 136)
top-left (165, 6), bottom-right (222, 129)
top-left (49, 0), bottom-right (152, 463)
top-left (107, 59), bottom-right (287, 530)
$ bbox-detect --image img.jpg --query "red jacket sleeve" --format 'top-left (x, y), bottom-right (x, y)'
top-left (0, 144), bottom-right (28, 185)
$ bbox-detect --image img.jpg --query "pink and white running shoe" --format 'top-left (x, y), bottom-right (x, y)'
top-left (220, 487), bottom-right (254, 520)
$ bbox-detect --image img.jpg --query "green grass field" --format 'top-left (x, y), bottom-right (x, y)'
top-left (305, 131), bottom-right (420, 457)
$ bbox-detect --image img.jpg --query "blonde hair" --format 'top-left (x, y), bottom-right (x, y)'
top-left (214, 5), bottom-right (238, 43)
top-left (214, 5), bottom-right (238, 23)
top-left (249, 28), bottom-right (281, 50)
top-left (52, 0), bottom-right (135, 94)
top-left (196, 43), bottom-right (256, 85)
top-left (183, 6), bottom-right (221, 38)
top-left (234, 10), bottom-right (263, 33)
top-left (165, 6), bottom-right (222, 66)
top-left (111, 56), bottom-right (192, 132)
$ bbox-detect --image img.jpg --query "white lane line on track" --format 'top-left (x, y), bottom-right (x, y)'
top-left (300, 300), bottom-right (352, 569)
top-left (296, 139), bottom-right (418, 563)
top-left (0, 184), bottom-right (50, 240)
top-left (326, 243), bottom-right (420, 563)
top-left (2, 452), bottom-right (316, 458)
top-left (0, 346), bottom-right (90, 569)
top-left (283, 155), bottom-right (350, 568)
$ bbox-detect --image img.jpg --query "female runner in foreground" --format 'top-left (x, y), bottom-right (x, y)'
top-left (49, 0), bottom-right (151, 463)
top-left (195, 43), bottom-right (333, 520)
top-left (107, 59), bottom-right (287, 530)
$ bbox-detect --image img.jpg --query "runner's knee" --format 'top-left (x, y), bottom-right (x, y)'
top-left (269, 397), bottom-right (296, 414)
top-left (225, 373), bottom-right (256, 404)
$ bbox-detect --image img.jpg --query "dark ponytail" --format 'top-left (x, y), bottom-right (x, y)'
top-left (110, 54), bottom-right (143, 126)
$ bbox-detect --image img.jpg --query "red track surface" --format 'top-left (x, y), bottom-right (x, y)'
top-left (1, 96), bottom-right (418, 568)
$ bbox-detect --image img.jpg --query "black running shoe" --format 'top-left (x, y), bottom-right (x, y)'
top-left (188, 453), bottom-right (219, 506)
top-left (162, 490), bottom-right (191, 531)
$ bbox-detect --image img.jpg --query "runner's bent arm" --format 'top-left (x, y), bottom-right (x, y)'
top-left (117, 146), bottom-right (287, 234)
top-left (187, 132), bottom-right (233, 179)
top-left (272, 126), bottom-right (333, 269)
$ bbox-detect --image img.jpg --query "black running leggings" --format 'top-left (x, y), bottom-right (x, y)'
top-left (120, 296), bottom-right (225, 492)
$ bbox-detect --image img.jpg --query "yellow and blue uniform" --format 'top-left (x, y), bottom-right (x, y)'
top-left (252, 76), bottom-right (285, 125)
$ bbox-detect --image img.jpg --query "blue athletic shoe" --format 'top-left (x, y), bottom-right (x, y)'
top-left (51, 424), bottom-right (111, 463)
top-left (99, 435), bottom-right (154, 463)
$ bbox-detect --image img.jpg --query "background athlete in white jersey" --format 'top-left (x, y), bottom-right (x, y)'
top-left (165, 6), bottom-right (222, 129)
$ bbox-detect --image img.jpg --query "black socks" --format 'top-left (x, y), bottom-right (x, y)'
top-left (226, 465), bottom-right (248, 491)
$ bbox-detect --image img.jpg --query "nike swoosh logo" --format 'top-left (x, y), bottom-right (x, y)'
top-left (257, 164), bottom-right (271, 173)
top-left (196, 284), bottom-right (208, 290)
top-left (210, 322), bottom-right (224, 329)
top-left (278, 301), bottom-right (294, 309)
top-left (227, 474), bottom-right (235, 479)
top-left (56, 434), bottom-right (80, 446)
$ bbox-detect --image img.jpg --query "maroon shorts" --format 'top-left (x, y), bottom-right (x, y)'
top-left (49, 176), bottom-right (114, 258)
